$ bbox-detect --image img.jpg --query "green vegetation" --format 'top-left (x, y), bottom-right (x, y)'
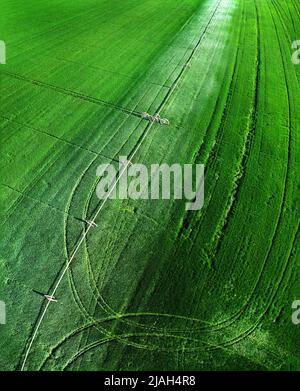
top-left (0, 0), bottom-right (299, 371)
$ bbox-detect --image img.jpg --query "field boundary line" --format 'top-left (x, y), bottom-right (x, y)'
top-left (1, 70), bottom-right (143, 119)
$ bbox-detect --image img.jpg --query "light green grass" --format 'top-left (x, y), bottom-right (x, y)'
top-left (0, 0), bottom-right (299, 371)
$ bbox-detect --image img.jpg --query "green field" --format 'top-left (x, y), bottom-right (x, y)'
top-left (0, 0), bottom-right (299, 371)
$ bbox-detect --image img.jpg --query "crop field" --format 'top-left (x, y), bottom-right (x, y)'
top-left (0, 0), bottom-right (299, 371)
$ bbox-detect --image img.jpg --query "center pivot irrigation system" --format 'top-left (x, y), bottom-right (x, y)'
top-left (20, 0), bottom-right (222, 371)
